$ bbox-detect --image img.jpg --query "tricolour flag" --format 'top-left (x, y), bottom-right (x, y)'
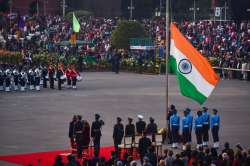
top-left (169, 23), bottom-right (219, 104)
top-left (72, 12), bottom-right (80, 33)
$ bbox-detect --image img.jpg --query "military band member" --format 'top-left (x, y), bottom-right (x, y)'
top-left (211, 109), bottom-right (220, 149)
top-left (91, 114), bottom-right (104, 156)
top-left (170, 109), bottom-right (180, 148)
top-left (75, 115), bottom-right (84, 158)
top-left (69, 115), bottom-right (77, 149)
top-left (136, 115), bottom-right (146, 135)
top-left (125, 117), bottom-right (135, 137)
top-left (5, 69), bottom-right (11, 92)
top-left (113, 117), bottom-right (124, 153)
top-left (70, 67), bottom-right (79, 89)
top-left (202, 107), bottom-right (210, 147)
top-left (48, 65), bottom-right (55, 89)
top-left (182, 110), bottom-right (190, 149)
top-left (41, 66), bottom-right (48, 88)
top-left (34, 68), bottom-right (41, 91)
top-left (0, 69), bottom-right (4, 91)
top-left (65, 67), bottom-right (72, 88)
top-left (195, 111), bottom-right (203, 149)
top-left (28, 69), bottom-right (35, 90)
top-left (19, 70), bottom-right (27, 91)
top-left (13, 69), bottom-right (19, 91)
top-left (56, 66), bottom-right (64, 90)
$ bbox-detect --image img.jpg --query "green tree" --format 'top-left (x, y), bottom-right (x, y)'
top-left (110, 20), bottom-right (147, 50)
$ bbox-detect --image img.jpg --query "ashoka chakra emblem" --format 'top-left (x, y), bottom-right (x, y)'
top-left (178, 59), bottom-right (192, 74)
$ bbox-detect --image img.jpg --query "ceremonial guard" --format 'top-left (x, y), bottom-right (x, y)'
top-left (186, 108), bottom-right (193, 143)
top-left (125, 117), bottom-right (135, 137)
top-left (48, 65), bottom-right (55, 89)
top-left (70, 66), bottom-right (79, 89)
top-left (75, 115), bottom-right (84, 158)
top-left (146, 117), bottom-right (158, 141)
top-left (202, 107), bottom-right (210, 147)
top-left (0, 69), bottom-right (4, 91)
top-left (113, 117), bottom-right (124, 153)
top-left (91, 114), bottom-right (104, 156)
top-left (136, 115), bottom-right (146, 135)
top-left (19, 70), bottom-right (27, 91)
top-left (170, 109), bottom-right (180, 148)
top-left (167, 105), bottom-right (176, 143)
top-left (182, 110), bottom-right (190, 149)
top-left (12, 69), bottom-right (19, 91)
top-left (211, 109), bottom-right (220, 149)
top-left (195, 111), bottom-right (204, 149)
top-left (69, 115), bottom-right (77, 149)
top-left (65, 67), bottom-right (72, 88)
top-left (4, 69), bottom-right (11, 92)
top-left (56, 66), bottom-right (64, 90)
top-left (34, 68), bottom-right (41, 91)
top-left (28, 69), bottom-right (35, 90)
top-left (41, 66), bottom-right (48, 88)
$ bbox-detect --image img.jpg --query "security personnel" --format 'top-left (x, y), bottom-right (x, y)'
top-left (195, 111), bottom-right (203, 149)
top-left (125, 117), bottom-right (135, 137)
top-left (41, 66), bottom-right (48, 88)
top-left (136, 115), bottom-right (146, 135)
top-left (182, 110), bottom-right (190, 149)
top-left (69, 115), bottom-right (77, 148)
top-left (91, 114), bottom-right (104, 156)
top-left (167, 104), bottom-right (176, 144)
top-left (75, 115), bottom-right (84, 158)
top-left (48, 65), bottom-right (55, 89)
top-left (146, 117), bottom-right (158, 141)
top-left (211, 109), bottom-right (220, 149)
top-left (202, 107), bottom-right (210, 147)
top-left (170, 109), bottom-right (180, 148)
top-left (113, 117), bottom-right (124, 153)
top-left (186, 108), bottom-right (193, 143)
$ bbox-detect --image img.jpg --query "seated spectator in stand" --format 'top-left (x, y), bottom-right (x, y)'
top-left (89, 150), bottom-right (100, 166)
top-left (222, 142), bottom-right (235, 162)
top-left (143, 156), bottom-right (153, 166)
top-left (139, 131), bottom-right (152, 164)
top-left (65, 154), bottom-right (80, 166)
top-left (165, 150), bottom-right (174, 166)
top-left (172, 153), bottom-right (184, 166)
top-left (145, 146), bottom-right (157, 166)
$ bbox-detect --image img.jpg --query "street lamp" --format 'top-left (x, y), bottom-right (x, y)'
top-left (189, 0), bottom-right (199, 22)
top-left (128, 0), bottom-right (135, 20)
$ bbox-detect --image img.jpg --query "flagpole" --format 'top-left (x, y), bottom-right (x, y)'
top-left (165, 0), bottom-right (170, 143)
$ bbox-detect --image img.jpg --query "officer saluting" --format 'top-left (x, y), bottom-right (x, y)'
top-left (91, 114), bottom-right (104, 156)
top-left (136, 115), bottom-right (146, 135)
top-left (211, 109), bottom-right (220, 149)
top-left (170, 109), bottom-right (180, 148)
top-left (113, 117), bottom-right (124, 153)
top-left (202, 107), bottom-right (210, 147)
top-left (195, 111), bottom-right (203, 149)
top-left (182, 110), bottom-right (190, 150)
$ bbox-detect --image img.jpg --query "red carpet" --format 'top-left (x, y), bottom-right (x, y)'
top-left (0, 146), bottom-right (115, 166)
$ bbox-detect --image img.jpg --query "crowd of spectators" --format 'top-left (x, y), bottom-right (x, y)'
top-left (0, 15), bottom-right (249, 79)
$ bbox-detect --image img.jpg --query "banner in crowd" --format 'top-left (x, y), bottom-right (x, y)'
top-left (129, 38), bottom-right (155, 50)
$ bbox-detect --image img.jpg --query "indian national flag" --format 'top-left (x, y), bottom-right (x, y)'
top-left (169, 23), bottom-right (219, 104)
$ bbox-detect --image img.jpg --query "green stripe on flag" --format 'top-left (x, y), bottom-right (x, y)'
top-left (73, 12), bottom-right (80, 33)
top-left (169, 56), bottom-right (207, 104)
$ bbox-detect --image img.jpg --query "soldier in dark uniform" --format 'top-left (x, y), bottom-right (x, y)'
top-left (202, 107), bottom-right (210, 147)
top-left (113, 117), bottom-right (124, 154)
top-left (41, 66), bottom-right (48, 88)
top-left (91, 114), bottom-right (104, 156)
top-left (75, 115), bottom-right (84, 158)
top-left (167, 104), bottom-right (176, 144)
top-left (146, 117), bottom-right (158, 141)
top-left (138, 131), bottom-right (152, 164)
top-left (113, 51), bottom-right (121, 74)
top-left (69, 115), bottom-right (77, 149)
top-left (136, 115), bottom-right (146, 135)
top-left (56, 66), bottom-right (64, 90)
top-left (125, 117), bottom-right (135, 137)
top-left (48, 65), bottom-right (55, 89)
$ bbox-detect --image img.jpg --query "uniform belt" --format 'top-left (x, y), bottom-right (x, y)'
top-left (75, 131), bottom-right (82, 133)
top-left (172, 124), bottom-right (179, 126)
top-left (183, 125), bottom-right (189, 128)
top-left (213, 123), bottom-right (218, 126)
top-left (196, 125), bottom-right (202, 127)
top-left (204, 122), bottom-right (209, 124)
